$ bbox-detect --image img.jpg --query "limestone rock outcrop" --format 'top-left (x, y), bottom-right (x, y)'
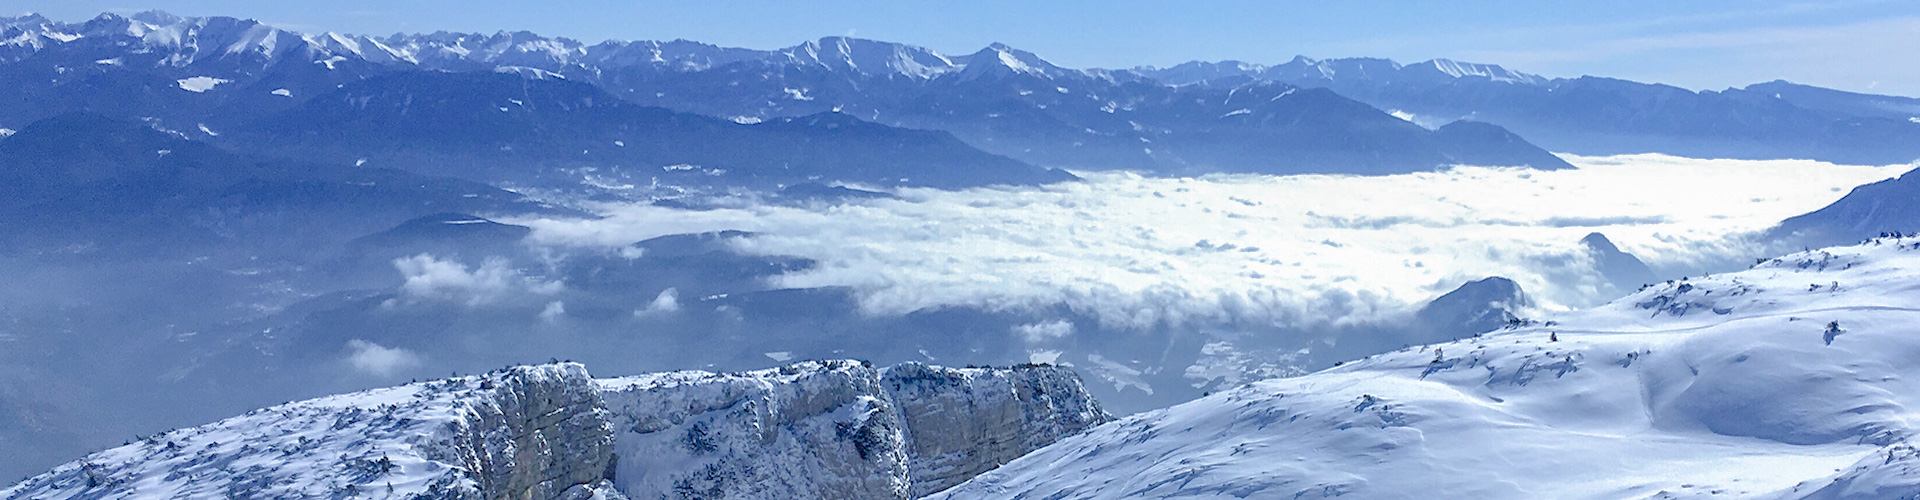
top-left (597, 360), bottom-right (912, 500)
top-left (882, 362), bottom-right (1111, 496)
top-left (4, 361), bottom-right (1107, 500)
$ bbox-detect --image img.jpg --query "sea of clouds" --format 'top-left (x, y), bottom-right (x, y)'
top-left (511, 154), bottom-right (1908, 331)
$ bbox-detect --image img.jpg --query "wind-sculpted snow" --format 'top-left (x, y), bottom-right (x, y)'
top-left (932, 236), bottom-right (1920, 499)
top-left (0, 364), bottom-right (621, 500)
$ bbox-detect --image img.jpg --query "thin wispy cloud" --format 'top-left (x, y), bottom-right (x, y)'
top-left (344, 339), bottom-right (421, 377)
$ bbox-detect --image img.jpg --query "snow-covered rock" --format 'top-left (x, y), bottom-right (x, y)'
top-left (4, 360), bottom-right (1108, 500)
top-left (0, 363), bottom-right (621, 500)
top-left (933, 236), bottom-right (1920, 499)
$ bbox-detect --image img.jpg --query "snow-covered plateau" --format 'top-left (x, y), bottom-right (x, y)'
top-left (934, 236), bottom-right (1920, 499)
top-left (1, 361), bottom-right (1108, 499)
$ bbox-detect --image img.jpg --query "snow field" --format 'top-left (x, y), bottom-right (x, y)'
top-left (934, 237), bottom-right (1920, 499)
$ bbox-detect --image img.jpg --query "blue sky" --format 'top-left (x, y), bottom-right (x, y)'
top-left (7, 1), bottom-right (1918, 96)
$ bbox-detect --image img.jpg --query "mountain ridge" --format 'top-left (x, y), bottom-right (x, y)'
top-left (0, 10), bottom-right (1577, 176)
top-left (1, 360), bottom-right (1111, 500)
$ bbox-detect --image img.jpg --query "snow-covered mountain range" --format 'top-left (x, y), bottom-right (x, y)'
top-left (1137, 56), bottom-right (1920, 166)
top-left (932, 236), bottom-right (1920, 499)
top-left (9, 10), bottom-right (1913, 172)
top-left (2, 360), bottom-right (1108, 499)
top-left (0, 10), bottom-right (1574, 179)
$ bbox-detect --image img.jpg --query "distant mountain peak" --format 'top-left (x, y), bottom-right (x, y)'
top-left (1404, 58), bottom-right (1543, 85)
top-left (957, 42), bottom-right (1072, 80)
top-left (1, 12), bottom-right (50, 24)
top-left (779, 36), bottom-right (957, 79)
top-left (1142, 55), bottom-right (1534, 86)
top-left (1132, 55), bottom-right (1545, 87)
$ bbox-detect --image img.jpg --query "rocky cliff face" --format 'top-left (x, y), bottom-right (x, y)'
top-left (0, 363), bottom-right (622, 500)
top-left (450, 364), bottom-right (619, 500)
top-left (595, 360), bottom-right (1112, 499)
top-left (881, 363), bottom-right (1110, 496)
top-left (4, 361), bottom-right (1107, 500)
top-left (596, 360), bottom-right (912, 500)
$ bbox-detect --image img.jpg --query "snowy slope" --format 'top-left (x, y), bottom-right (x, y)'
top-left (934, 237), bottom-right (1920, 499)
top-left (0, 364), bottom-right (621, 500)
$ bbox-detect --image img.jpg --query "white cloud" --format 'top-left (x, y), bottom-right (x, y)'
top-left (518, 154), bottom-right (1906, 330)
top-left (1085, 354), bottom-right (1153, 395)
top-left (1014, 320), bottom-right (1075, 343)
top-left (636, 288), bottom-right (681, 317)
top-left (391, 254), bottom-right (561, 306)
top-left (540, 301), bottom-right (566, 322)
top-left (345, 340), bottom-right (420, 377)
top-left (1028, 349), bottom-right (1063, 365)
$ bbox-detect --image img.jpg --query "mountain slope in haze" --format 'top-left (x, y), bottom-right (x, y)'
top-left (0, 114), bottom-right (561, 479)
top-left (935, 237), bottom-right (1920, 499)
top-left (1746, 80), bottom-right (1920, 122)
top-left (1405, 276), bottom-right (1530, 347)
top-left (1141, 56), bottom-right (1920, 165)
top-left (1770, 166), bottom-right (1920, 249)
top-left (607, 43), bottom-right (1573, 175)
top-left (1581, 232), bottom-right (1659, 296)
top-left (0, 113), bottom-right (547, 257)
top-left (233, 70), bottom-right (1072, 189)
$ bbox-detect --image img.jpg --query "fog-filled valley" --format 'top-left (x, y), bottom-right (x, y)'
top-left (2, 132), bottom-right (1905, 483)
top-left (6, 7), bottom-right (1920, 498)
